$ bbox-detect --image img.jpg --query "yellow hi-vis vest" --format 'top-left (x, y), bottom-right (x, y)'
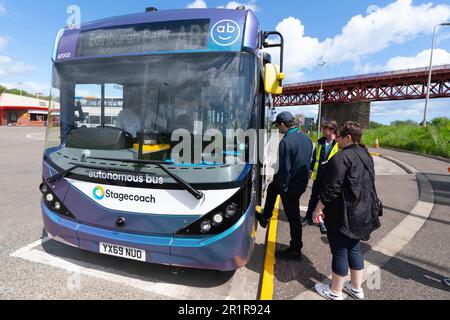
top-left (311, 142), bottom-right (339, 181)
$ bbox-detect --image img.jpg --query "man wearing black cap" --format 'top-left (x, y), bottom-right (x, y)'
top-left (256, 111), bottom-right (313, 260)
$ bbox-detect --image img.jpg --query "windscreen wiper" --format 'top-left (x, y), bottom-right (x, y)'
top-left (47, 159), bottom-right (204, 200)
top-left (87, 156), bottom-right (204, 201)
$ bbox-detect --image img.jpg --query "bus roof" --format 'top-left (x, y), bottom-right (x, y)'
top-left (55, 8), bottom-right (260, 63)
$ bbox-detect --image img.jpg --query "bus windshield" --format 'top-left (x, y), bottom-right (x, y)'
top-left (46, 52), bottom-right (257, 184)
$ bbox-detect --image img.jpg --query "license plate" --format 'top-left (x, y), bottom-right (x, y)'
top-left (99, 242), bottom-right (146, 262)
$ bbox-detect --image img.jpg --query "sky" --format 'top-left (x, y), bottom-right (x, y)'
top-left (0, 0), bottom-right (449, 124)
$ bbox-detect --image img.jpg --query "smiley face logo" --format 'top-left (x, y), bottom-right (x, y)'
top-left (211, 20), bottom-right (241, 46)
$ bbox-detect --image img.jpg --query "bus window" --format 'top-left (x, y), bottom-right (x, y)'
top-left (89, 115), bottom-right (100, 125)
top-left (104, 116), bottom-right (113, 125)
top-left (75, 84), bottom-right (101, 127)
top-left (73, 84), bottom-right (124, 128)
top-left (105, 84), bottom-right (124, 129)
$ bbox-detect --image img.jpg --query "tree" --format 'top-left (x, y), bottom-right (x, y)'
top-left (390, 120), bottom-right (417, 126)
top-left (431, 117), bottom-right (450, 127)
top-left (0, 86), bottom-right (51, 101)
top-left (369, 121), bottom-right (384, 129)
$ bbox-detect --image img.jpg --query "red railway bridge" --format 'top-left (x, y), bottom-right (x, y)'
top-left (274, 64), bottom-right (450, 127)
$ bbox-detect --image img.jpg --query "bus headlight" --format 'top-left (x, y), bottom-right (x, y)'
top-left (176, 172), bottom-right (253, 236)
top-left (39, 183), bottom-right (48, 194)
top-left (225, 203), bottom-right (237, 218)
top-left (212, 213), bottom-right (224, 226)
top-left (200, 220), bottom-right (212, 233)
top-left (45, 193), bottom-right (54, 202)
top-left (54, 202), bottom-right (61, 211)
top-left (41, 179), bottom-right (76, 220)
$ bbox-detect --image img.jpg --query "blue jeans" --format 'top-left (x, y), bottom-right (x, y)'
top-left (327, 228), bottom-right (364, 276)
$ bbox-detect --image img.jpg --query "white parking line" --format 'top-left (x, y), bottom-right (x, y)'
top-left (10, 237), bottom-right (238, 300)
top-left (26, 132), bottom-right (45, 140)
top-left (10, 237), bottom-right (50, 257)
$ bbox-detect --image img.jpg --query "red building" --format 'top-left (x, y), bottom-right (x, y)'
top-left (0, 93), bottom-right (49, 127)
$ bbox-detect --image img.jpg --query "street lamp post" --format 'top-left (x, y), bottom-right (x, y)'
top-left (423, 22), bottom-right (450, 127)
top-left (317, 61), bottom-right (326, 139)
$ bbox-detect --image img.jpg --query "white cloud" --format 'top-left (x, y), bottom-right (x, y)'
top-left (366, 5), bottom-right (380, 15)
top-left (264, 17), bottom-right (330, 82)
top-left (21, 82), bottom-right (50, 95)
top-left (275, 105), bottom-right (319, 120)
top-left (371, 99), bottom-right (450, 124)
top-left (0, 55), bottom-right (11, 63)
top-left (0, 55), bottom-right (35, 76)
top-left (0, 33), bottom-right (35, 78)
top-left (186, 0), bottom-right (207, 9)
top-left (0, 2), bottom-right (6, 15)
top-left (76, 90), bottom-right (93, 97)
top-left (268, 0), bottom-right (450, 82)
top-left (186, 1), bottom-right (260, 12)
top-left (0, 36), bottom-right (8, 51)
top-left (325, 0), bottom-right (450, 64)
top-left (438, 31), bottom-right (450, 43)
top-left (386, 48), bottom-right (450, 70)
top-left (352, 61), bottom-right (384, 74)
top-left (371, 102), bottom-right (423, 117)
top-left (2, 81), bottom-right (50, 95)
top-left (217, 1), bottom-right (259, 12)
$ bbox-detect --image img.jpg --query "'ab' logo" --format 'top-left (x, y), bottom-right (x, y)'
top-left (211, 20), bottom-right (241, 46)
top-left (93, 186), bottom-right (105, 200)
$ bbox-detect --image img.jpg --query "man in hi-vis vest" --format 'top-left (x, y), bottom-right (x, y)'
top-left (302, 120), bottom-right (339, 230)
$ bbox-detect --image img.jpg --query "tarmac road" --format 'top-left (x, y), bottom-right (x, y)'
top-left (1, 127), bottom-right (448, 300)
top-left (0, 127), bottom-right (265, 300)
top-left (271, 147), bottom-right (450, 300)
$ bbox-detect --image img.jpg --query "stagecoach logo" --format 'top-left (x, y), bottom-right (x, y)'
top-left (211, 20), bottom-right (241, 46)
top-left (92, 185), bottom-right (156, 204)
top-left (93, 186), bottom-right (105, 200)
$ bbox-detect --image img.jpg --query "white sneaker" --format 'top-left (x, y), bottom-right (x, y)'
top-left (314, 283), bottom-right (343, 300)
top-left (343, 281), bottom-right (365, 300)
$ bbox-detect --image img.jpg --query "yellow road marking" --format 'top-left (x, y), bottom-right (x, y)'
top-left (259, 196), bottom-right (280, 300)
top-left (370, 152), bottom-right (381, 157)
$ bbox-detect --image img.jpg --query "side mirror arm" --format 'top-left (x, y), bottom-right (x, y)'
top-left (261, 31), bottom-right (284, 86)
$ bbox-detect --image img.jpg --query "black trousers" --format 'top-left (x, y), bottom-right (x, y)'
top-left (262, 181), bottom-right (304, 252)
top-left (305, 181), bottom-right (320, 221)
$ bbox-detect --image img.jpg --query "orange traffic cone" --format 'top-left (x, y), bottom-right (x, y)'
top-left (374, 138), bottom-right (380, 148)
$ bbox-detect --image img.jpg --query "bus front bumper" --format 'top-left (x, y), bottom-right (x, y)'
top-left (41, 200), bottom-right (256, 271)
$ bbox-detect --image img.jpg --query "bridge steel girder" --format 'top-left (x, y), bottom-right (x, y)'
top-left (274, 64), bottom-right (450, 106)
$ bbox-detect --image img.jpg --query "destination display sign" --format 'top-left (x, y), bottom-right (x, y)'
top-left (75, 19), bottom-right (210, 57)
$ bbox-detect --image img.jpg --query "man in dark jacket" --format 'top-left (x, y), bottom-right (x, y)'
top-left (256, 111), bottom-right (313, 260)
top-left (312, 121), bottom-right (381, 300)
top-left (303, 119), bottom-right (339, 227)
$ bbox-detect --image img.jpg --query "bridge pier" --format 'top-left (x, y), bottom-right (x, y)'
top-left (321, 101), bottom-right (370, 129)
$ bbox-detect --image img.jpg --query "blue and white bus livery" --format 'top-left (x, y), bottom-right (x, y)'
top-left (40, 7), bottom-right (284, 271)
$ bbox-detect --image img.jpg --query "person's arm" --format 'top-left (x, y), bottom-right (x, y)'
top-left (276, 140), bottom-right (291, 194)
top-left (319, 153), bottom-right (348, 206)
top-left (310, 147), bottom-right (317, 175)
top-left (312, 200), bottom-right (326, 222)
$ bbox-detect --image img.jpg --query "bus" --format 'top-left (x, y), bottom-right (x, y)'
top-left (75, 97), bottom-right (123, 128)
top-left (41, 6), bottom-right (284, 271)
